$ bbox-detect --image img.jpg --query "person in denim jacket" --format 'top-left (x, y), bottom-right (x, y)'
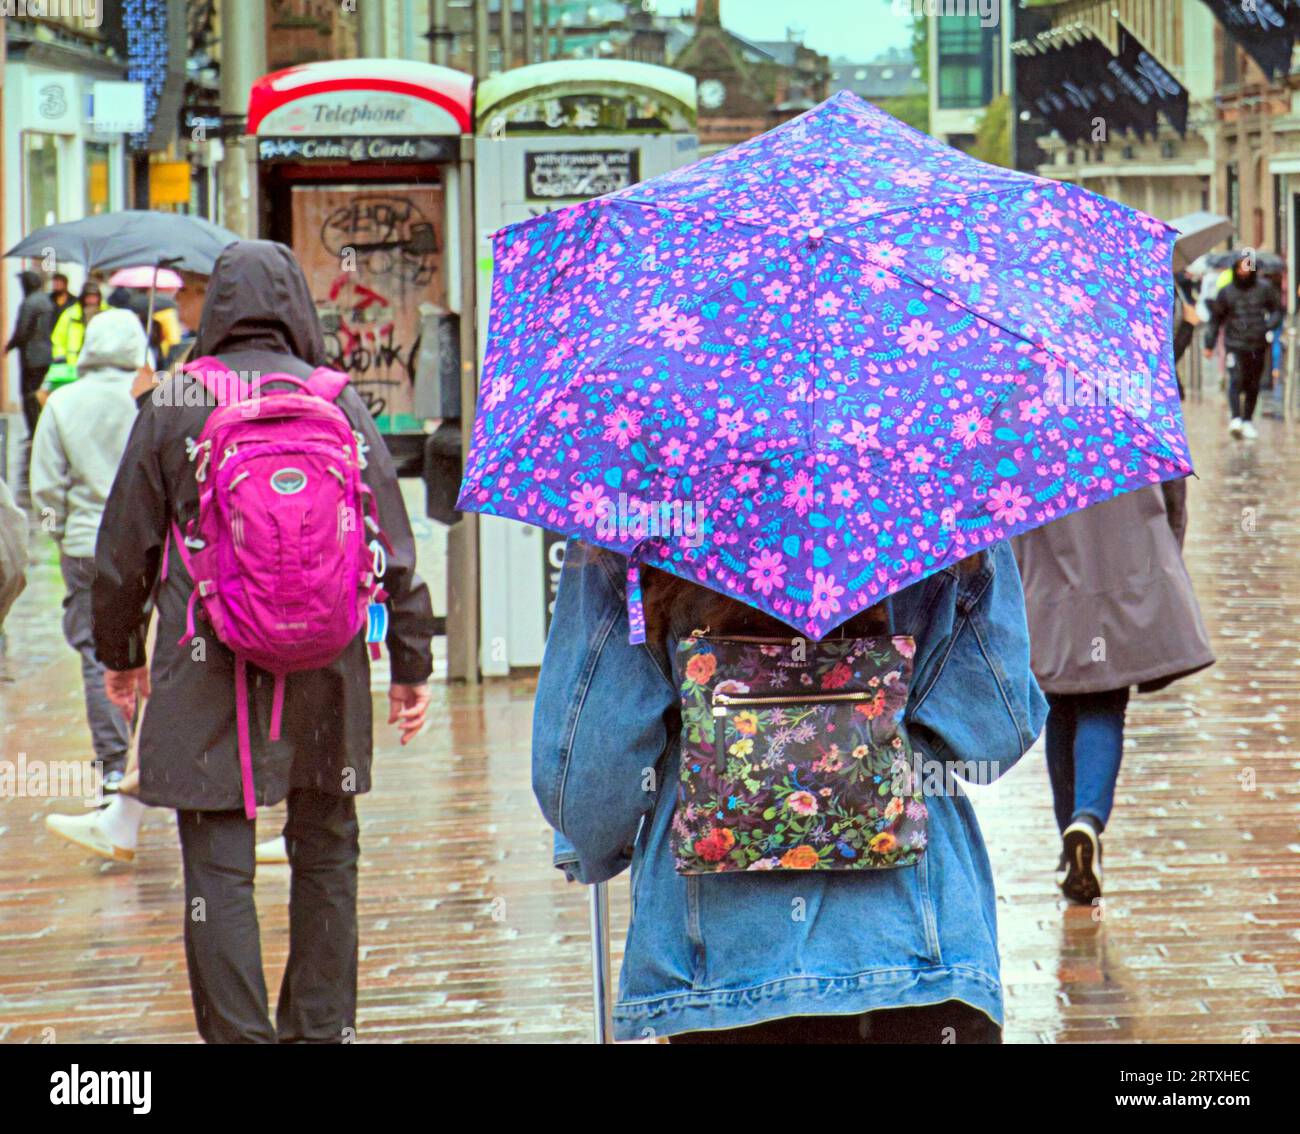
top-left (533, 538), bottom-right (1047, 1043)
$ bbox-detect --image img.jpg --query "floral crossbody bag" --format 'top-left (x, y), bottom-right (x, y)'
top-left (670, 610), bottom-right (926, 875)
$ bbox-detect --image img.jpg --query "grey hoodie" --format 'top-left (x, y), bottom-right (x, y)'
top-left (30, 307), bottom-right (145, 557)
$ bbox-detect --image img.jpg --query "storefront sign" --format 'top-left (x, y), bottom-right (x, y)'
top-left (257, 135), bottom-right (458, 163)
top-left (256, 89), bottom-right (465, 138)
top-left (27, 72), bottom-right (80, 133)
top-left (149, 160), bottom-right (191, 206)
top-left (524, 150), bottom-right (639, 200)
top-left (92, 81), bottom-right (147, 135)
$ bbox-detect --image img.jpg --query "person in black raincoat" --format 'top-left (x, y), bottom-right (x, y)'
top-left (5, 268), bottom-right (55, 435)
top-left (91, 241), bottom-right (436, 1043)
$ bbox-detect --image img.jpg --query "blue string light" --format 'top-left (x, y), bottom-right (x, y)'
top-left (123, 0), bottom-right (170, 150)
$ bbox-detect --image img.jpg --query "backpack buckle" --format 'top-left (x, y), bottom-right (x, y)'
top-left (193, 440), bottom-right (212, 482)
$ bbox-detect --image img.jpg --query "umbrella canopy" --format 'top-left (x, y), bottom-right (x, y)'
top-left (458, 91), bottom-right (1192, 642)
top-left (1168, 211), bottom-right (1233, 272)
top-left (108, 266), bottom-right (184, 290)
top-left (4, 210), bottom-right (237, 275)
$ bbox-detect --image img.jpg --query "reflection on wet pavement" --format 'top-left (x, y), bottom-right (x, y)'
top-left (1, 397), bottom-right (1297, 1042)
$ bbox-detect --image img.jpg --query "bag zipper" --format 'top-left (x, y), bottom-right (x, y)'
top-left (710, 690), bottom-right (876, 774)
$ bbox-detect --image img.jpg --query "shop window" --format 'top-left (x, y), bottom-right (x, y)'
top-left (86, 142), bottom-right (112, 216)
top-left (24, 132), bottom-right (60, 229)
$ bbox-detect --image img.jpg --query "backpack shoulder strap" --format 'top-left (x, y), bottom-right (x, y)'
top-left (304, 365), bottom-right (350, 403)
top-left (181, 355), bottom-right (245, 405)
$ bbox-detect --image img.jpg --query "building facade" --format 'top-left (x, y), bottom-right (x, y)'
top-left (928, 0), bottom-right (1012, 151)
top-left (1020, 0), bottom-right (1216, 224)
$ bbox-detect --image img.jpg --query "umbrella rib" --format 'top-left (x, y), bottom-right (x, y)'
top-left (825, 235), bottom-right (1186, 470)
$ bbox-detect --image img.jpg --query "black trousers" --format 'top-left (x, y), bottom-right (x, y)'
top-left (1227, 347), bottom-right (1268, 422)
top-left (176, 788), bottom-right (359, 1043)
top-left (669, 1000), bottom-right (1002, 1044)
top-left (20, 366), bottom-right (46, 436)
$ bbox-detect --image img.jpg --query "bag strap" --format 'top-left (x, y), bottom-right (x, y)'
top-left (183, 356), bottom-right (350, 404)
top-left (181, 355), bottom-right (244, 405)
top-left (304, 365), bottom-right (350, 403)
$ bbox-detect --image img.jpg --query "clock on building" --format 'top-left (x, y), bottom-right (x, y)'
top-left (699, 79), bottom-right (726, 110)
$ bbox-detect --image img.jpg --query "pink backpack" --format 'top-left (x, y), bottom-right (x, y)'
top-left (166, 356), bottom-right (389, 818)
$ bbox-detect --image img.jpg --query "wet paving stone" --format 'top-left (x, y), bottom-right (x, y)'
top-left (0, 396), bottom-right (1297, 1043)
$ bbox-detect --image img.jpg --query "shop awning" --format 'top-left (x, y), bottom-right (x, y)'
top-left (1198, 0), bottom-right (1299, 80)
top-left (1014, 24), bottom-right (1187, 145)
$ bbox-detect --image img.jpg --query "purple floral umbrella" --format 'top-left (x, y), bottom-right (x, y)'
top-left (457, 90), bottom-right (1191, 643)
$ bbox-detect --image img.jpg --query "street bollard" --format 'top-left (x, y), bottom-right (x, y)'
top-left (589, 881), bottom-right (614, 1044)
top-left (1287, 325), bottom-right (1298, 424)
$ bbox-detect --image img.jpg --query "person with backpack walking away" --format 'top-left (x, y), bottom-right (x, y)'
top-left (1203, 251), bottom-right (1283, 439)
top-left (91, 241), bottom-right (436, 1043)
top-left (534, 542), bottom-right (1046, 1043)
top-left (1013, 483), bottom-right (1213, 906)
top-left (30, 307), bottom-right (145, 797)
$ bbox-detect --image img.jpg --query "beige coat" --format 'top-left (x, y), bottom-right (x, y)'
top-left (1013, 482), bottom-right (1213, 695)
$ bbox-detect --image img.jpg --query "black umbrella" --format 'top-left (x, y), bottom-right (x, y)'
top-left (6, 210), bottom-right (239, 350)
top-left (1168, 212), bottom-right (1233, 272)
top-left (1205, 248), bottom-right (1284, 275)
top-left (4, 210), bottom-right (238, 275)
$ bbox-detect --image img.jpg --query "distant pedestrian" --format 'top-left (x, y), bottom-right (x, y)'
top-left (49, 272), bottom-right (74, 318)
top-left (30, 307), bottom-right (145, 791)
top-left (5, 269), bottom-right (55, 436)
top-left (1204, 252), bottom-right (1282, 439)
top-left (534, 541), bottom-right (1045, 1043)
top-left (47, 282), bottom-right (103, 392)
top-left (1014, 483), bottom-right (1214, 906)
top-left (90, 241), bottom-right (436, 1043)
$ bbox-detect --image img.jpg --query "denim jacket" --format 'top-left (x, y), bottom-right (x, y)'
top-left (533, 539), bottom-right (1047, 1040)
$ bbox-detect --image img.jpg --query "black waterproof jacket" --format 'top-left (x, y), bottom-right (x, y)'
top-left (1204, 275), bottom-right (1282, 353)
top-left (92, 241), bottom-right (436, 811)
top-left (6, 269), bottom-right (54, 372)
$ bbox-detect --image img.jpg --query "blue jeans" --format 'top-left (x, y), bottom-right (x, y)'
top-left (1044, 688), bottom-right (1130, 833)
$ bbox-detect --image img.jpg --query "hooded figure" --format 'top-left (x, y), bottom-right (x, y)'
top-left (30, 307), bottom-right (147, 785)
top-left (49, 281), bottom-right (102, 372)
top-left (91, 240), bottom-right (436, 1043)
top-left (1204, 253), bottom-right (1283, 435)
top-left (1013, 482), bottom-right (1213, 904)
top-left (5, 269), bottom-right (55, 431)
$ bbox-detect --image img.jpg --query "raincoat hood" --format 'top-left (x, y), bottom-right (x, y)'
top-left (17, 269), bottom-right (44, 296)
top-left (76, 306), bottom-right (147, 376)
top-left (194, 240), bottom-right (324, 365)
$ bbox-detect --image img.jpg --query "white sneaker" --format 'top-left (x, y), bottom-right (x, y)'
top-left (45, 810), bottom-right (135, 863)
top-left (255, 835), bottom-right (289, 864)
top-left (1059, 819), bottom-right (1103, 905)
top-left (1242, 420), bottom-right (1258, 440)
top-left (1229, 417), bottom-right (1244, 437)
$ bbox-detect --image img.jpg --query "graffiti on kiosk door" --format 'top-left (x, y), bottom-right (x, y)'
top-left (291, 185), bottom-right (446, 426)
